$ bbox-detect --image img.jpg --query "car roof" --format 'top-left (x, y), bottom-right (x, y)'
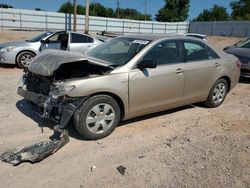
top-left (120, 34), bottom-right (182, 41)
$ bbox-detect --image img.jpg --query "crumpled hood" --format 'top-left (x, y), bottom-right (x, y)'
top-left (28, 49), bottom-right (111, 76)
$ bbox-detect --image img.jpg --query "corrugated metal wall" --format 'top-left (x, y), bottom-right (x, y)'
top-left (0, 8), bottom-right (189, 34)
top-left (189, 21), bottom-right (250, 37)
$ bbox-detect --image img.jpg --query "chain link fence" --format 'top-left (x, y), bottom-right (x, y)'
top-left (0, 8), bottom-right (189, 34)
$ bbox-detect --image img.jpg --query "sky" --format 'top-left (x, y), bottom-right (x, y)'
top-left (1, 0), bottom-right (234, 20)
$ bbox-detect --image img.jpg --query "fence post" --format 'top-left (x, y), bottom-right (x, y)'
top-left (151, 22), bottom-right (154, 33)
top-left (212, 20), bottom-right (216, 35)
top-left (65, 13), bottom-right (67, 31)
top-left (1, 8), bottom-right (3, 30)
top-left (19, 11), bottom-right (22, 29)
top-left (45, 13), bottom-right (48, 31)
top-left (69, 13), bottom-right (72, 31)
top-left (138, 21), bottom-right (140, 33)
top-left (122, 20), bottom-right (125, 33)
top-left (164, 23), bottom-right (167, 34)
top-left (176, 23), bottom-right (179, 33)
top-left (105, 19), bottom-right (108, 32)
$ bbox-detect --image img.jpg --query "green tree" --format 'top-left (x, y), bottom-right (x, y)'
top-left (58, 1), bottom-right (151, 20)
top-left (230, 0), bottom-right (250, 20)
top-left (194, 5), bottom-right (230, 21)
top-left (0, 3), bottom-right (13, 8)
top-left (156, 0), bottom-right (190, 22)
top-left (118, 8), bottom-right (151, 20)
top-left (58, 1), bottom-right (73, 14)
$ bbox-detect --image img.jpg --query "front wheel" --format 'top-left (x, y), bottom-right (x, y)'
top-left (74, 95), bottom-right (121, 140)
top-left (16, 51), bottom-right (35, 69)
top-left (205, 78), bottom-right (228, 108)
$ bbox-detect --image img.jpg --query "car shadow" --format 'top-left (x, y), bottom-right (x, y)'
top-left (16, 99), bottom-right (56, 131)
top-left (239, 77), bottom-right (250, 84)
top-left (0, 64), bottom-right (16, 68)
top-left (16, 99), bottom-right (196, 141)
top-left (69, 105), bottom-right (195, 141)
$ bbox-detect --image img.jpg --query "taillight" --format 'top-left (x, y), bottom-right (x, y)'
top-left (236, 60), bottom-right (241, 69)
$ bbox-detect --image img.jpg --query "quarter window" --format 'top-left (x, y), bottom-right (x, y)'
top-left (142, 41), bottom-right (180, 65)
top-left (71, 33), bottom-right (94, 43)
top-left (184, 41), bottom-right (219, 62)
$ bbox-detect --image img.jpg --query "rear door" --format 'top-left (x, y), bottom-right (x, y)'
top-left (69, 33), bottom-right (94, 53)
top-left (181, 39), bottom-right (222, 103)
top-left (129, 40), bottom-right (185, 117)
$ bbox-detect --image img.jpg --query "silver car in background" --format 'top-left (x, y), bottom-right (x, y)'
top-left (40, 31), bottom-right (103, 54)
top-left (0, 32), bottom-right (53, 68)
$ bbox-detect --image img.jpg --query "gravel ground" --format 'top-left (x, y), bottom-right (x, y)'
top-left (0, 31), bottom-right (249, 188)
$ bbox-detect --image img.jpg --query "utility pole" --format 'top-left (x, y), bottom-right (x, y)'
top-left (116, 0), bottom-right (120, 18)
top-left (85, 0), bottom-right (90, 34)
top-left (73, 0), bottom-right (77, 31)
top-left (144, 0), bottom-right (147, 21)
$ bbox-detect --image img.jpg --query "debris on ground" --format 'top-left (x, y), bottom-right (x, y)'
top-left (116, 165), bottom-right (126, 175)
top-left (90, 166), bottom-right (96, 172)
top-left (0, 131), bottom-right (69, 166)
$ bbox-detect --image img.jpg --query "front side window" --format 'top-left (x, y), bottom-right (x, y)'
top-left (47, 32), bottom-right (66, 42)
top-left (71, 33), bottom-right (94, 43)
top-left (183, 41), bottom-right (219, 62)
top-left (142, 40), bottom-right (180, 65)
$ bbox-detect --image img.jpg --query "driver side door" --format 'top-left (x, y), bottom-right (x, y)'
top-left (128, 40), bottom-right (185, 118)
top-left (40, 32), bottom-right (67, 51)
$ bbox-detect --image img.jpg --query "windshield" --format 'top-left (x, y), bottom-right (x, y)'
top-left (27, 32), bottom-right (52, 42)
top-left (236, 38), bottom-right (250, 48)
top-left (86, 37), bottom-right (151, 66)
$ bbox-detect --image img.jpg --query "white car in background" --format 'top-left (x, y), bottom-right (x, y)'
top-left (40, 31), bottom-right (103, 54)
top-left (183, 33), bottom-right (207, 41)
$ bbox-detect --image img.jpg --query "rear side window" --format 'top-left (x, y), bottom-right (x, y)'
top-left (183, 41), bottom-right (219, 62)
top-left (142, 40), bottom-right (180, 65)
top-left (71, 33), bottom-right (94, 43)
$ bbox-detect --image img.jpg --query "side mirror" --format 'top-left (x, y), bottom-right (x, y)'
top-left (137, 59), bottom-right (157, 69)
top-left (41, 39), bottom-right (49, 44)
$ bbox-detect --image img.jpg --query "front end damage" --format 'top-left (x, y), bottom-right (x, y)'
top-left (17, 50), bottom-right (113, 131)
top-left (17, 75), bottom-right (85, 129)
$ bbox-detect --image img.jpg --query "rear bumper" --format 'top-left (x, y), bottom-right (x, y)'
top-left (241, 68), bottom-right (250, 78)
top-left (240, 61), bottom-right (250, 77)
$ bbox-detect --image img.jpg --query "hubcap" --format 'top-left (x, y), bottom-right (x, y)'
top-left (20, 53), bottom-right (34, 67)
top-left (212, 82), bottom-right (226, 104)
top-left (86, 103), bottom-right (115, 134)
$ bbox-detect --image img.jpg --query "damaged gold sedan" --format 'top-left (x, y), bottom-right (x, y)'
top-left (17, 34), bottom-right (240, 140)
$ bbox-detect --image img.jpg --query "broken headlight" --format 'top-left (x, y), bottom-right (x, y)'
top-left (50, 84), bottom-right (75, 99)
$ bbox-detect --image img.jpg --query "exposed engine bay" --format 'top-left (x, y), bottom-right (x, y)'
top-left (18, 50), bottom-right (113, 129)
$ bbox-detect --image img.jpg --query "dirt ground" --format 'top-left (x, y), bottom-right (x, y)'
top-left (0, 30), bottom-right (249, 188)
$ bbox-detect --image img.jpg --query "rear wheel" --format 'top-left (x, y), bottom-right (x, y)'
top-left (205, 78), bottom-right (228, 108)
top-left (74, 95), bottom-right (121, 140)
top-left (16, 51), bottom-right (35, 69)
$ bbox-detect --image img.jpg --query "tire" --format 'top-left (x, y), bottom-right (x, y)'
top-left (204, 78), bottom-right (228, 108)
top-left (16, 51), bottom-right (35, 69)
top-left (73, 95), bottom-right (121, 140)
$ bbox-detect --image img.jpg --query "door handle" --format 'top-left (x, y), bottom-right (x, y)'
top-left (176, 68), bottom-right (184, 74)
top-left (214, 62), bottom-right (221, 67)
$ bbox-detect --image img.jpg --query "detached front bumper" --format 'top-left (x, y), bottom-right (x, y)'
top-left (17, 86), bottom-right (86, 129)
